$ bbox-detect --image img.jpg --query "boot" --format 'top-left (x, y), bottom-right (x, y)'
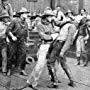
top-left (63, 66), bottom-right (75, 87)
top-left (20, 70), bottom-right (28, 76)
top-left (68, 80), bottom-right (75, 87)
top-left (47, 68), bottom-right (58, 88)
top-left (47, 82), bottom-right (58, 88)
top-left (75, 57), bottom-right (80, 65)
top-left (81, 54), bottom-right (88, 67)
top-left (81, 59), bottom-right (88, 67)
top-left (7, 69), bottom-right (11, 76)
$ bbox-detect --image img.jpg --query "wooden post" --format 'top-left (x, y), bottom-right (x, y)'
top-left (79, 0), bottom-right (84, 13)
top-left (50, 0), bottom-right (55, 10)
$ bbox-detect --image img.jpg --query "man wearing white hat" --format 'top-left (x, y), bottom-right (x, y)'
top-left (26, 9), bottom-right (58, 89)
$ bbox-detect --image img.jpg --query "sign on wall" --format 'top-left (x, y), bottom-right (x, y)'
top-left (27, 0), bottom-right (37, 2)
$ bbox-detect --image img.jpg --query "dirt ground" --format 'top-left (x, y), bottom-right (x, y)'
top-left (0, 57), bottom-right (90, 90)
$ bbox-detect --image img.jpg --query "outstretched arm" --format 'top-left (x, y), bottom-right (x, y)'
top-left (60, 25), bottom-right (76, 57)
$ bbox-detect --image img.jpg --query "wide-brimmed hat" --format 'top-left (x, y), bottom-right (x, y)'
top-left (17, 7), bottom-right (29, 15)
top-left (42, 10), bottom-right (55, 17)
top-left (2, 0), bottom-right (8, 2)
top-left (13, 12), bottom-right (20, 17)
top-left (0, 13), bottom-right (10, 19)
top-left (66, 10), bottom-right (73, 15)
top-left (28, 14), bottom-right (41, 20)
top-left (44, 7), bottom-right (52, 11)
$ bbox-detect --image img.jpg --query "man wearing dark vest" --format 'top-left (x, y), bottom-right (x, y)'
top-left (47, 19), bottom-right (77, 88)
top-left (76, 17), bottom-right (89, 66)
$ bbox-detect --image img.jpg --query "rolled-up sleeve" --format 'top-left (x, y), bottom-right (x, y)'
top-left (37, 25), bottom-right (52, 40)
top-left (6, 20), bottom-right (15, 36)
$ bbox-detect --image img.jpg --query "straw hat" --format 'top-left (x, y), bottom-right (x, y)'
top-left (18, 7), bottom-right (29, 15)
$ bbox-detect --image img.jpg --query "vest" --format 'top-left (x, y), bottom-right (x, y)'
top-left (79, 25), bottom-right (88, 37)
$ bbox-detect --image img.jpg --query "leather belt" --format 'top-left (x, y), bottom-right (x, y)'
top-left (57, 40), bottom-right (64, 43)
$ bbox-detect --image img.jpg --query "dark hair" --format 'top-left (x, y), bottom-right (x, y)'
top-left (56, 5), bottom-right (60, 8)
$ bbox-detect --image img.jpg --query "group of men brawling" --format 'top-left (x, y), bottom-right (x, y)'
top-left (0, 0), bottom-right (90, 89)
top-left (26, 6), bottom-right (90, 89)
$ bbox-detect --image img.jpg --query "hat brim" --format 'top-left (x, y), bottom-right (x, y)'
top-left (65, 12), bottom-right (73, 15)
top-left (41, 14), bottom-right (55, 18)
top-left (0, 16), bottom-right (10, 19)
top-left (30, 15), bottom-right (41, 20)
top-left (13, 15), bottom-right (20, 17)
top-left (17, 11), bottom-right (30, 15)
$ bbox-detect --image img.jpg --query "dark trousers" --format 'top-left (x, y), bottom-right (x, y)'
top-left (7, 41), bottom-right (26, 71)
top-left (0, 39), bottom-right (7, 73)
top-left (47, 41), bottom-right (73, 82)
top-left (17, 42), bottom-right (26, 70)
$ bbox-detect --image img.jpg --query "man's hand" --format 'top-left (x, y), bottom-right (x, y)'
top-left (59, 51), bottom-right (64, 58)
top-left (6, 37), bottom-right (10, 43)
top-left (9, 32), bottom-right (17, 41)
top-left (12, 36), bottom-right (17, 41)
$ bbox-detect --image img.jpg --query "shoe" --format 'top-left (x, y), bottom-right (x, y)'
top-left (81, 62), bottom-right (88, 67)
top-left (2, 72), bottom-right (7, 76)
top-left (51, 77), bottom-right (61, 83)
top-left (56, 79), bottom-right (61, 83)
top-left (83, 64), bottom-right (88, 67)
top-left (28, 84), bottom-right (38, 90)
top-left (68, 80), bottom-right (75, 87)
top-left (47, 82), bottom-right (58, 88)
top-left (7, 69), bottom-right (11, 76)
top-left (75, 62), bottom-right (80, 65)
top-left (20, 70), bottom-right (28, 76)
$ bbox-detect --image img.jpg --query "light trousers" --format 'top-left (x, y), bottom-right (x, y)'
top-left (27, 43), bottom-right (50, 86)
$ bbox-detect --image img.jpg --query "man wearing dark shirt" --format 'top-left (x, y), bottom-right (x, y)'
top-left (76, 17), bottom-right (89, 66)
top-left (6, 8), bottom-right (28, 76)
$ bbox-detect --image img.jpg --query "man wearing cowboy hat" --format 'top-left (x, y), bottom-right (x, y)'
top-left (65, 10), bottom-right (75, 21)
top-left (46, 9), bottom-right (77, 87)
top-left (6, 7), bottom-right (28, 76)
top-left (0, 13), bottom-right (10, 76)
top-left (26, 9), bottom-right (58, 89)
top-left (0, 0), bottom-right (13, 20)
top-left (53, 6), bottom-right (66, 24)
